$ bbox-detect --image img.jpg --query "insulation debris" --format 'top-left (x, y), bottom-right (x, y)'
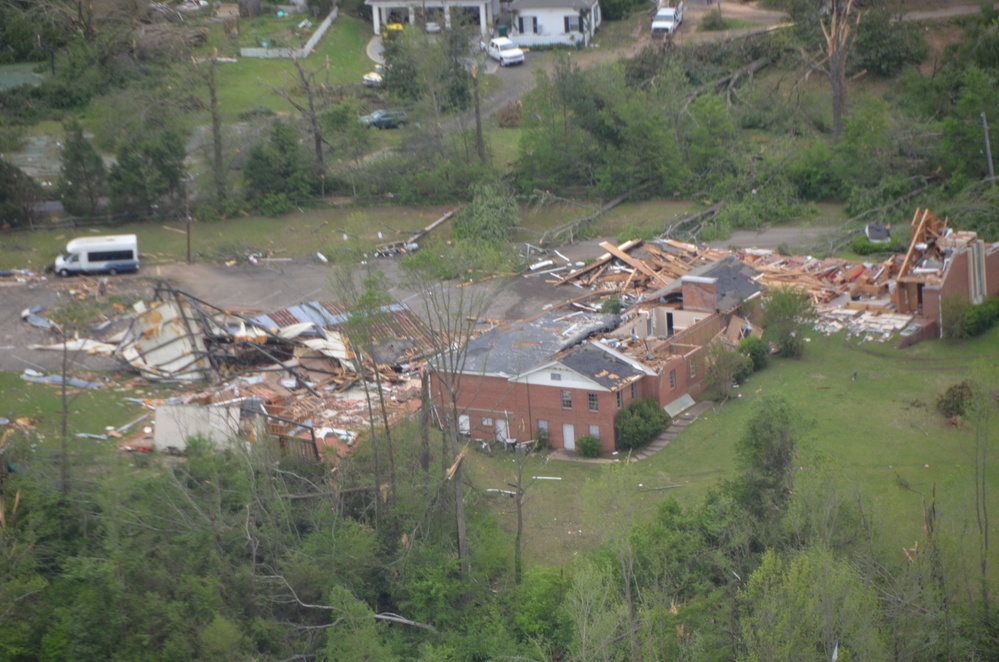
top-left (20, 369), bottom-right (102, 389)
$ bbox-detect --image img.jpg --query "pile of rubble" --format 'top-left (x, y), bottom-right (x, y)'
top-left (552, 208), bottom-right (998, 344)
top-left (554, 239), bottom-right (730, 293)
top-left (22, 282), bottom-right (436, 463)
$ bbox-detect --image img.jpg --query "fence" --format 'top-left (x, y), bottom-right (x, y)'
top-left (510, 32), bottom-right (584, 49)
top-left (240, 7), bottom-right (338, 59)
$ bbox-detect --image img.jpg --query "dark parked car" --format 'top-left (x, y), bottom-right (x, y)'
top-left (360, 109), bottom-right (407, 129)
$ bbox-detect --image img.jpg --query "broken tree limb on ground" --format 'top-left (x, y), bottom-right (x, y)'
top-left (540, 186), bottom-right (647, 248)
top-left (662, 203), bottom-right (725, 240)
top-left (376, 209), bottom-right (457, 255)
top-left (685, 57), bottom-right (769, 111)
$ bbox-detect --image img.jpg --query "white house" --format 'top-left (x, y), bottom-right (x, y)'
top-left (364, 0), bottom-right (601, 45)
top-left (364, 0), bottom-right (501, 36)
top-left (507, 0), bottom-right (601, 47)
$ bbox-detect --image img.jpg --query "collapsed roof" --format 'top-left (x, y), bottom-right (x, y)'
top-left (114, 284), bottom-right (433, 384)
top-left (447, 311), bottom-right (620, 378)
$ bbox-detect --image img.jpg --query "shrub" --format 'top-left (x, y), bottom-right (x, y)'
top-left (700, 9), bottom-right (726, 31)
top-left (533, 426), bottom-right (549, 450)
top-left (497, 100), bottom-right (521, 128)
top-left (739, 336), bottom-right (769, 371)
top-left (962, 303), bottom-right (993, 336)
top-left (615, 398), bottom-right (671, 451)
top-left (936, 381), bottom-right (973, 418)
top-left (851, 235), bottom-right (904, 256)
top-left (941, 295), bottom-right (971, 339)
top-left (600, 298), bottom-right (623, 314)
top-left (576, 434), bottom-right (601, 458)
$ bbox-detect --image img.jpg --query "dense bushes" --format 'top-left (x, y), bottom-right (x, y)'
top-left (851, 235), bottom-right (904, 255)
top-left (739, 336), bottom-right (770, 372)
top-left (576, 434), bottom-right (602, 458)
top-left (943, 295), bottom-right (999, 339)
top-left (615, 398), bottom-right (671, 451)
top-left (936, 380), bottom-right (973, 418)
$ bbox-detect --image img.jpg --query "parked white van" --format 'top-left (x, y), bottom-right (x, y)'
top-left (54, 234), bottom-right (139, 277)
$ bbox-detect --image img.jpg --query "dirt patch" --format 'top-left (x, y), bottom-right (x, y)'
top-left (919, 25), bottom-right (965, 75)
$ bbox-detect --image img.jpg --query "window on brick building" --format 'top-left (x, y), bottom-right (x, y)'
top-left (561, 390), bottom-right (572, 409)
top-left (482, 417), bottom-right (493, 426)
top-left (689, 362), bottom-right (696, 379)
top-left (588, 393), bottom-right (598, 412)
top-left (670, 369), bottom-right (676, 389)
top-left (631, 382), bottom-right (637, 399)
top-left (616, 391), bottom-right (623, 408)
top-left (550, 372), bottom-right (561, 381)
top-left (589, 424), bottom-right (600, 438)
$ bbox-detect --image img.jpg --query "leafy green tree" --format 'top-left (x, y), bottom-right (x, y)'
top-left (563, 558), bottom-right (627, 661)
top-left (706, 343), bottom-right (753, 401)
top-left (244, 120), bottom-right (317, 214)
top-left (850, 3), bottom-right (926, 77)
top-left (729, 394), bottom-right (801, 529)
top-left (452, 182), bottom-right (518, 244)
top-left (0, 157), bottom-right (40, 228)
top-left (322, 98), bottom-right (374, 196)
top-left (615, 398), bottom-right (670, 451)
top-left (940, 66), bottom-right (999, 184)
top-left (516, 56), bottom-right (601, 191)
top-left (58, 119), bottom-right (107, 218)
top-left (684, 95), bottom-right (741, 182)
top-left (739, 336), bottom-right (769, 371)
top-left (600, 0), bottom-right (645, 20)
top-left (324, 586), bottom-right (398, 661)
top-left (382, 29), bottom-right (423, 102)
top-left (740, 547), bottom-right (887, 661)
top-left (762, 286), bottom-right (814, 358)
top-left (109, 129), bottom-right (187, 216)
top-left (508, 566), bottom-right (571, 646)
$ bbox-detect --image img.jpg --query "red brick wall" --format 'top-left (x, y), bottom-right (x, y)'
top-left (987, 246), bottom-right (999, 298)
top-left (923, 250), bottom-right (970, 328)
top-left (681, 279), bottom-right (718, 313)
top-left (429, 313), bottom-right (725, 454)
top-left (430, 371), bottom-right (634, 453)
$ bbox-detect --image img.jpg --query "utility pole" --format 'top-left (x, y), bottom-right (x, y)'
top-left (983, 112), bottom-right (996, 188)
top-left (471, 65), bottom-right (486, 165)
top-left (185, 188), bottom-right (192, 264)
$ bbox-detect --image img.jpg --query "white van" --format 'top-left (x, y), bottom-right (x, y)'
top-left (54, 234), bottom-right (139, 277)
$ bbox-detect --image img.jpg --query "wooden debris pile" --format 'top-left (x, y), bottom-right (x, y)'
top-left (737, 250), bottom-right (899, 306)
top-left (555, 239), bottom-right (729, 294)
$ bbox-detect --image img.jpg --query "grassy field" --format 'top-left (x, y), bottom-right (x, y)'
top-left (0, 205), bottom-right (460, 270)
top-left (1, 195), bottom-right (855, 271)
top-left (209, 14), bottom-right (375, 121)
top-left (0, 372), bottom-right (177, 446)
top-left (466, 326), bottom-right (999, 581)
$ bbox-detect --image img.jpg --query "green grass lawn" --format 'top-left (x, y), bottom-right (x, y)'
top-left (0, 372), bottom-right (174, 446)
top-left (466, 326), bottom-right (999, 580)
top-left (211, 14), bottom-right (374, 121)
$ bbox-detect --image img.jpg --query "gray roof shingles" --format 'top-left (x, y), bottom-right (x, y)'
top-left (454, 311), bottom-right (619, 377)
top-left (648, 255), bottom-right (762, 312)
top-left (557, 343), bottom-right (643, 390)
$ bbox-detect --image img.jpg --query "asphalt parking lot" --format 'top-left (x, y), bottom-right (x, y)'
top-left (0, 238), bottom-right (606, 375)
top-left (0, 223), bottom-right (835, 377)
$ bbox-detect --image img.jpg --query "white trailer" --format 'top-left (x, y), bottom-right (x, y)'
top-left (54, 234), bottom-right (139, 277)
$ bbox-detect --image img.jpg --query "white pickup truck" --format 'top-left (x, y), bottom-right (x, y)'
top-left (483, 37), bottom-right (525, 66)
top-left (651, 1), bottom-right (684, 38)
